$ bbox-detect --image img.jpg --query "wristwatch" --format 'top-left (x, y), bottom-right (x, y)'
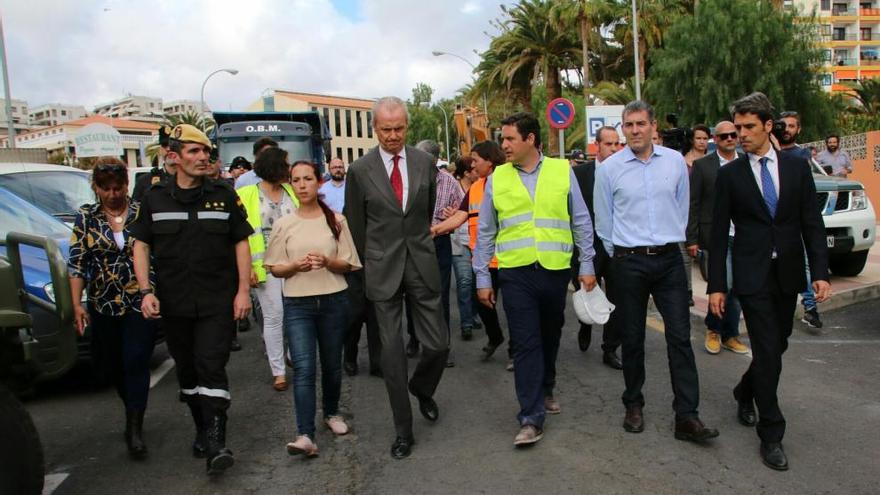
top-left (139, 288), bottom-right (154, 296)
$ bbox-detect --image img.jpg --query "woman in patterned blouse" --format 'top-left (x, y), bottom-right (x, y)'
top-left (68, 157), bottom-right (155, 459)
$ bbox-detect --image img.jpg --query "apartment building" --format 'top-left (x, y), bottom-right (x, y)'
top-left (247, 90), bottom-right (376, 165)
top-left (163, 99), bottom-right (207, 115)
top-left (0, 98), bottom-right (31, 135)
top-left (94, 94), bottom-right (164, 123)
top-left (29, 103), bottom-right (88, 127)
top-left (792, 0), bottom-right (880, 91)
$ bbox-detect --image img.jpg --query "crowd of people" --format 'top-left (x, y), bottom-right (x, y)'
top-left (68, 91), bottom-right (835, 476)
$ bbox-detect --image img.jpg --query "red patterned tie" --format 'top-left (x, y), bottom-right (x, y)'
top-left (390, 155), bottom-right (403, 205)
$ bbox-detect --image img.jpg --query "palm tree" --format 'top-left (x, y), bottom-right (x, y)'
top-left (612, 0), bottom-right (691, 83)
top-left (492, 0), bottom-right (581, 151)
top-left (589, 78), bottom-right (639, 105)
top-left (550, 0), bottom-right (618, 102)
top-left (845, 78), bottom-right (880, 116)
top-left (145, 110), bottom-right (217, 164)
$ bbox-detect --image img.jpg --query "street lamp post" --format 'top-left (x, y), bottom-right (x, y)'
top-left (631, 0), bottom-right (642, 100)
top-left (1, 15), bottom-right (16, 148)
top-left (432, 50), bottom-right (489, 117)
top-left (421, 101), bottom-right (450, 161)
top-left (200, 68), bottom-right (239, 115)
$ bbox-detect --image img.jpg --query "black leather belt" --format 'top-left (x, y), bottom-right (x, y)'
top-left (613, 243), bottom-right (678, 258)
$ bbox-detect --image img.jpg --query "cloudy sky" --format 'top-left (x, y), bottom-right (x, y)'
top-left (1, 0), bottom-right (502, 111)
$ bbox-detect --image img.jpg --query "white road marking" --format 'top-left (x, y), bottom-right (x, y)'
top-left (42, 473), bottom-right (69, 495)
top-left (149, 357), bottom-right (175, 389)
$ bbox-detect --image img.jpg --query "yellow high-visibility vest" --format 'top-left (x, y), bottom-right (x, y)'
top-left (236, 182), bottom-right (298, 282)
top-left (492, 157), bottom-right (573, 269)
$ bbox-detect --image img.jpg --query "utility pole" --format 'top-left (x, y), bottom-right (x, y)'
top-left (1, 15), bottom-right (16, 148)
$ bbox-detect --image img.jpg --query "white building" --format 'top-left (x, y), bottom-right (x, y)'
top-left (0, 98), bottom-right (31, 135)
top-left (94, 94), bottom-right (164, 123)
top-left (29, 104), bottom-right (88, 127)
top-left (163, 99), bottom-right (207, 116)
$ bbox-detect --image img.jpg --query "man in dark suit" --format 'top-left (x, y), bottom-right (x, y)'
top-left (571, 126), bottom-right (622, 369)
top-left (708, 92), bottom-right (831, 471)
top-left (344, 97), bottom-right (449, 460)
top-left (686, 121), bottom-right (748, 356)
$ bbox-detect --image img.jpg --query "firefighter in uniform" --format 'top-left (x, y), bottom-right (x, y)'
top-left (131, 124), bottom-right (254, 475)
top-left (133, 125), bottom-right (176, 202)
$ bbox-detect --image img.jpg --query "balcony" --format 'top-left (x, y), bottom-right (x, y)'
top-left (861, 8), bottom-right (880, 16)
top-left (831, 7), bottom-right (858, 16)
top-left (832, 57), bottom-right (860, 65)
top-left (824, 33), bottom-right (860, 41)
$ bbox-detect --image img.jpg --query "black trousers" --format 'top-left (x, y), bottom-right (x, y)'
top-left (571, 246), bottom-right (620, 352)
top-left (163, 311), bottom-right (234, 413)
top-left (89, 309), bottom-right (156, 411)
top-left (612, 249), bottom-right (700, 420)
top-left (476, 268), bottom-right (511, 357)
top-left (343, 273), bottom-right (382, 371)
top-left (735, 268), bottom-right (797, 443)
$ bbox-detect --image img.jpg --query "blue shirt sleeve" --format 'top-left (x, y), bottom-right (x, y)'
top-left (593, 164), bottom-right (614, 257)
top-left (473, 176), bottom-right (497, 289)
top-left (676, 159), bottom-right (690, 235)
top-left (568, 168), bottom-right (595, 276)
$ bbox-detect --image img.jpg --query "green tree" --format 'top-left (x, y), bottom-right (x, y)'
top-left (649, 0), bottom-right (834, 141)
top-left (146, 110), bottom-right (217, 164)
top-left (612, 0), bottom-right (692, 82)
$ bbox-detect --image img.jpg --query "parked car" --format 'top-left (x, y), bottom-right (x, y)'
top-left (810, 159), bottom-right (876, 276)
top-left (0, 163), bottom-right (93, 223)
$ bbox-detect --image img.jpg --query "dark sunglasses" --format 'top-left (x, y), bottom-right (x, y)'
top-left (94, 163), bottom-right (127, 174)
top-left (716, 132), bottom-right (737, 141)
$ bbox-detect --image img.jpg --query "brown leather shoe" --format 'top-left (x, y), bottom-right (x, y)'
top-left (544, 395), bottom-right (561, 415)
top-left (623, 405), bottom-right (644, 433)
top-left (674, 417), bottom-right (720, 443)
top-left (273, 376), bottom-right (288, 392)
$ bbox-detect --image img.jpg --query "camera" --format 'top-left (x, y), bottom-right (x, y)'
top-left (770, 119), bottom-right (786, 143)
top-left (659, 114), bottom-right (693, 153)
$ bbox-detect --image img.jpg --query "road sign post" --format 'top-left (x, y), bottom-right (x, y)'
top-left (546, 98), bottom-right (575, 159)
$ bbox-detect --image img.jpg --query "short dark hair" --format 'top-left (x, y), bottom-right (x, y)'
top-left (471, 140), bottom-right (506, 166)
top-left (453, 156), bottom-right (474, 179)
top-left (500, 112), bottom-right (542, 149)
top-left (780, 110), bottom-right (801, 125)
top-left (730, 92), bottom-right (775, 124)
top-left (253, 137), bottom-right (279, 157)
top-left (595, 126), bottom-right (619, 143)
top-left (253, 147), bottom-right (290, 183)
top-left (692, 124), bottom-right (711, 139)
top-left (622, 100), bottom-right (655, 122)
top-left (825, 134), bottom-right (840, 143)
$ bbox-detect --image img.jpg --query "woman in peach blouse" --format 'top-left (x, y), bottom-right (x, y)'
top-left (264, 160), bottom-right (361, 458)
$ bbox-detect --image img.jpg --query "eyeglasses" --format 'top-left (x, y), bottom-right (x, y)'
top-left (716, 132), bottom-right (737, 141)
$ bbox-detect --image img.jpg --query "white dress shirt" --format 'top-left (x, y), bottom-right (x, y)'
top-left (378, 146), bottom-right (409, 207)
top-left (748, 147), bottom-right (780, 198)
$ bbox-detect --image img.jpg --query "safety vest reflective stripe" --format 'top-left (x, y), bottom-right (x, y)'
top-left (153, 212), bottom-right (188, 221)
top-left (534, 218), bottom-right (570, 230)
top-left (467, 177), bottom-right (498, 268)
top-left (180, 387), bottom-right (198, 395)
top-left (496, 238), bottom-right (535, 252)
top-left (538, 241), bottom-right (573, 253)
top-left (251, 252), bottom-right (264, 261)
top-left (196, 211), bottom-right (230, 220)
top-left (498, 212), bottom-right (533, 230)
top-left (179, 387), bottom-right (231, 400)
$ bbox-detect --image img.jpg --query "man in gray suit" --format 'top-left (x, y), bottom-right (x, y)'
top-left (344, 96), bottom-right (449, 459)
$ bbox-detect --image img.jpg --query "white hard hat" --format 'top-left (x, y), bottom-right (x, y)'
top-left (572, 286), bottom-right (615, 325)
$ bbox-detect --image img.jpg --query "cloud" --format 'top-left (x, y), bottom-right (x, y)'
top-left (0, 0), bottom-right (501, 112)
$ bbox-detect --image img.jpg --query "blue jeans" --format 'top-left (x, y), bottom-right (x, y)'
top-left (283, 291), bottom-right (349, 437)
top-left (451, 247), bottom-right (476, 329)
top-left (801, 252), bottom-right (816, 311)
top-left (704, 236), bottom-right (742, 339)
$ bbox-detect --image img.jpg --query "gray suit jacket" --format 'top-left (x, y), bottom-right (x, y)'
top-left (344, 145), bottom-right (440, 301)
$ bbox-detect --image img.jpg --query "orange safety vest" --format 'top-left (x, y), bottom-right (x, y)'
top-left (467, 177), bottom-right (498, 269)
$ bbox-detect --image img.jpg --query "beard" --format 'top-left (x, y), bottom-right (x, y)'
top-left (331, 173), bottom-right (345, 181)
top-left (780, 132), bottom-right (797, 145)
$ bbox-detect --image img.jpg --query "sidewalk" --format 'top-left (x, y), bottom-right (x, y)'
top-left (690, 232), bottom-right (880, 322)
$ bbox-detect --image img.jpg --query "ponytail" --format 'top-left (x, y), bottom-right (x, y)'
top-left (317, 196), bottom-right (341, 240)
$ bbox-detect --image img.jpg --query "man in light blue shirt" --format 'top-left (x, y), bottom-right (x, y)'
top-left (594, 100), bottom-right (718, 443)
top-left (319, 157), bottom-right (346, 212)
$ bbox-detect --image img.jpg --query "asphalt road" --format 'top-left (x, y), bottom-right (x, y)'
top-left (27, 297), bottom-right (880, 495)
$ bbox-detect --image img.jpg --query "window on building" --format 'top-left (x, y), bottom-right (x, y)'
top-left (336, 147), bottom-right (343, 159)
top-left (366, 111), bottom-right (373, 138)
top-left (334, 108), bottom-right (341, 137)
top-left (322, 107), bottom-right (330, 129)
top-left (347, 147), bottom-right (354, 164)
top-left (61, 110), bottom-right (67, 116)
top-left (821, 0), bottom-right (831, 10)
top-left (345, 110), bottom-right (352, 138)
top-left (356, 110), bottom-right (363, 138)
top-left (312, 106), bottom-right (317, 112)
top-left (861, 28), bottom-right (872, 41)
top-left (358, 148), bottom-right (364, 158)
top-left (822, 49), bottom-right (833, 62)
top-left (832, 2), bottom-right (848, 15)
top-left (833, 27), bottom-right (846, 41)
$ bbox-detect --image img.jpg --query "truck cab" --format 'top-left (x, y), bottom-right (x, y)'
top-left (212, 111), bottom-right (331, 170)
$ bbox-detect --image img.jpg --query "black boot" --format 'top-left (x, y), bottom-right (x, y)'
top-left (125, 408), bottom-right (148, 459)
top-left (187, 402), bottom-right (207, 458)
top-left (205, 411), bottom-right (234, 475)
